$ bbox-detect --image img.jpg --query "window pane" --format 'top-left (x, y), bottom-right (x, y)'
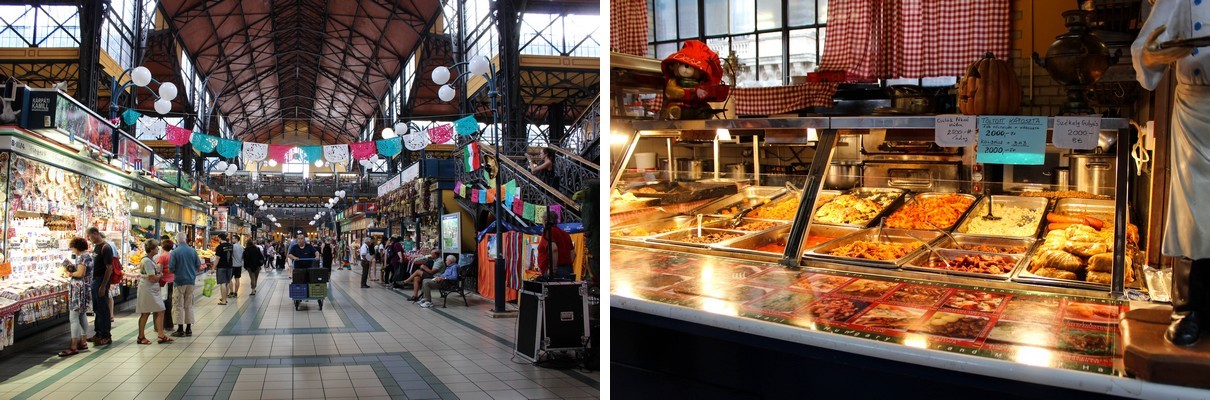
top-left (654, 0), bottom-right (676, 41)
top-left (704, 0), bottom-right (729, 35)
top-left (788, 0), bottom-right (816, 26)
top-left (789, 28), bottom-right (819, 78)
top-left (756, 0), bottom-right (781, 30)
top-left (656, 42), bottom-right (678, 59)
top-left (678, 0), bottom-right (698, 38)
top-left (819, 0), bottom-right (828, 24)
top-left (706, 38), bottom-right (732, 84)
top-left (732, 34), bottom-right (756, 86)
top-left (730, 0), bottom-right (754, 33)
top-left (757, 32), bottom-right (784, 83)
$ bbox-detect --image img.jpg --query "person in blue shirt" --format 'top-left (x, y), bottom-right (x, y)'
top-left (417, 255), bottom-right (459, 309)
top-left (288, 234), bottom-right (319, 269)
top-left (168, 232), bottom-right (201, 337)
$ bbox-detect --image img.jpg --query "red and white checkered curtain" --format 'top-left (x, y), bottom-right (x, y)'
top-left (820, 0), bottom-right (1010, 80)
top-left (611, 0), bottom-right (649, 57)
top-left (898, 0), bottom-right (1011, 78)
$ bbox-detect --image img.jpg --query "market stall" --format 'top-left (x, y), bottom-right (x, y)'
top-left (376, 159), bottom-right (458, 249)
top-left (607, 113), bottom-right (1199, 396)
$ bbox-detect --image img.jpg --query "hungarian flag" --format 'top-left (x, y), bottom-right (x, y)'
top-left (465, 142), bottom-right (480, 172)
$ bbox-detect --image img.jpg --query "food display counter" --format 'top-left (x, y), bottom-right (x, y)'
top-left (610, 116), bottom-right (1203, 397)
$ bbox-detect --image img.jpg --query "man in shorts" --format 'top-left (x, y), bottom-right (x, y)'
top-left (213, 233), bottom-right (234, 305)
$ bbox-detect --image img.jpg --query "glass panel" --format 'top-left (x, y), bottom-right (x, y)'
top-left (707, 38), bottom-right (734, 85)
top-left (730, 0), bottom-right (755, 33)
top-left (819, 0), bottom-right (829, 24)
top-left (704, 0), bottom-right (729, 35)
top-left (678, 0), bottom-right (698, 38)
top-left (732, 34), bottom-right (757, 86)
top-left (789, 28), bottom-right (820, 78)
top-left (757, 32), bottom-right (784, 84)
top-left (788, 0), bottom-right (816, 27)
top-left (756, 0), bottom-right (782, 30)
top-left (654, 0), bottom-right (677, 41)
top-left (656, 42), bottom-right (678, 60)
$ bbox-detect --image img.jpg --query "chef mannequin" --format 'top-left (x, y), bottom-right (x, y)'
top-left (1132, 0), bottom-right (1210, 346)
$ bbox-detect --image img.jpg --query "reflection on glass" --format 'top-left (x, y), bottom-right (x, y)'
top-left (903, 334), bottom-right (928, 349)
top-left (1014, 346), bottom-right (1054, 368)
top-left (615, 282), bottom-right (637, 299)
top-left (701, 297), bottom-right (738, 316)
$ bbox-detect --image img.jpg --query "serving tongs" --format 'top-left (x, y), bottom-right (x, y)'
top-left (727, 184), bottom-right (798, 228)
top-left (904, 230), bottom-right (951, 271)
top-left (921, 220), bottom-right (959, 248)
top-left (981, 190), bottom-right (1001, 221)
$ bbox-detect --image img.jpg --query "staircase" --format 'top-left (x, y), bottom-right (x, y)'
top-left (453, 98), bottom-right (600, 226)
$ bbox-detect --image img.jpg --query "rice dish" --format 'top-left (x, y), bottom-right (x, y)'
top-left (960, 203), bottom-right (1043, 237)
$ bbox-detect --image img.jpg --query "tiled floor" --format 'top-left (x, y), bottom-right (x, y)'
top-left (0, 268), bottom-right (599, 399)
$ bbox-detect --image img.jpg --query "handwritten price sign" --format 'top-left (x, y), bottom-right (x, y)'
top-left (976, 116), bottom-right (1048, 165)
top-left (1052, 116), bottom-right (1101, 150)
top-left (935, 115), bottom-right (976, 147)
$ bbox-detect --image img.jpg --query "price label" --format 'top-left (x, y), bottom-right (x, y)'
top-left (935, 115), bottom-right (976, 147)
top-left (976, 116), bottom-right (1048, 165)
top-left (1052, 116), bottom-right (1101, 150)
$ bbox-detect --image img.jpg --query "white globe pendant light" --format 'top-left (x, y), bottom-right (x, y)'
top-left (438, 85), bottom-right (456, 102)
top-left (431, 66), bottom-right (451, 85)
top-left (314, 159), bottom-right (324, 168)
top-left (470, 56), bottom-right (490, 77)
top-left (131, 66), bottom-right (152, 87)
top-left (247, 193), bottom-right (255, 200)
top-left (154, 98), bottom-right (172, 115)
top-left (159, 82), bottom-right (178, 101)
top-left (267, 159), bottom-right (278, 167)
top-left (215, 160), bottom-right (229, 171)
top-left (393, 122), bottom-right (406, 137)
top-left (380, 127), bottom-right (394, 139)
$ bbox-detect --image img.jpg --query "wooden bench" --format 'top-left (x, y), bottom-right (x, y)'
top-left (436, 263), bottom-right (476, 308)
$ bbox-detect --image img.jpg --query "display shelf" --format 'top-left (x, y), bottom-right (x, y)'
top-left (632, 117), bottom-right (830, 132)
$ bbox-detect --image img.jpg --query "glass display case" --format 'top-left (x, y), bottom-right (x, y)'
top-left (611, 116), bottom-right (1162, 384)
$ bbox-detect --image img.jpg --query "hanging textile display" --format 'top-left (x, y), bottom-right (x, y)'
top-left (534, 205), bottom-right (547, 224)
top-left (242, 142), bottom-right (268, 162)
top-left (486, 188), bottom-right (496, 204)
top-left (216, 138), bottom-right (242, 158)
top-left (166, 125), bottom-right (192, 146)
top-left (322, 144), bottom-right (349, 163)
top-left (523, 203), bottom-right (536, 220)
top-left (513, 196), bottom-right (525, 215)
top-left (191, 133), bottom-right (219, 153)
top-left (269, 145), bottom-right (293, 163)
top-left (402, 129), bottom-right (430, 151)
top-left (454, 181), bottom-right (464, 197)
top-left (121, 109), bottom-right (142, 125)
top-left (299, 146), bottom-right (323, 162)
top-left (454, 115), bottom-right (479, 136)
top-left (376, 137), bottom-right (402, 157)
top-left (428, 124), bottom-right (454, 144)
top-left (549, 204), bottom-right (563, 223)
top-left (350, 141), bottom-right (377, 160)
top-left (504, 232), bottom-right (522, 291)
top-left (464, 142), bottom-right (480, 172)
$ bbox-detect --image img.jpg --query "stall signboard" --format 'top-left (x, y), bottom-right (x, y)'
top-left (118, 134), bottom-right (155, 173)
top-left (400, 162), bottom-right (420, 184)
top-left (215, 206), bottom-right (229, 231)
top-left (441, 213), bottom-right (460, 254)
top-left (18, 88), bottom-right (56, 130)
top-left (0, 135), bottom-right (132, 188)
top-left (52, 92), bottom-right (114, 155)
top-left (378, 174), bottom-right (401, 197)
top-left (1051, 116), bottom-right (1101, 150)
top-left (934, 115), bottom-right (975, 147)
top-left (976, 116), bottom-right (1047, 165)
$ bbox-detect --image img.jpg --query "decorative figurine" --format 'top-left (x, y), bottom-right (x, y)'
top-left (1132, 0), bottom-right (1209, 347)
top-left (660, 40), bottom-right (727, 120)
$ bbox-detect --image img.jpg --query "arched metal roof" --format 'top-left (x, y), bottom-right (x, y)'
top-left (158, 0), bottom-right (444, 143)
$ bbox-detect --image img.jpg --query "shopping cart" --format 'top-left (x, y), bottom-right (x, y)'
top-left (288, 259), bottom-right (329, 310)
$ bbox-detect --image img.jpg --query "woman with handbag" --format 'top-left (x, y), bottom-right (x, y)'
top-left (58, 238), bottom-right (92, 357)
top-left (135, 239), bottom-right (172, 344)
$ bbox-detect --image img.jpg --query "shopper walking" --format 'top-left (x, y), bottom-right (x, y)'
top-left (374, 238), bottom-right (386, 282)
top-left (59, 237), bottom-right (93, 357)
top-left (135, 239), bottom-right (171, 345)
top-left (213, 233), bottom-right (234, 305)
top-left (86, 227), bottom-right (114, 346)
top-left (230, 235), bottom-right (244, 297)
top-left (243, 238), bottom-right (264, 295)
top-left (288, 234), bottom-right (319, 269)
top-left (169, 232), bottom-right (200, 337)
top-left (359, 237), bottom-right (372, 288)
top-left (387, 236), bottom-right (405, 285)
top-left (155, 239), bottom-right (175, 335)
top-left (321, 238), bottom-right (334, 269)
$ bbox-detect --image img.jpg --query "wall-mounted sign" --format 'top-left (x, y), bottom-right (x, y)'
top-left (976, 116), bottom-right (1047, 165)
top-left (53, 93), bottom-right (113, 155)
top-left (19, 89), bottom-right (57, 130)
top-left (934, 115), bottom-right (976, 147)
top-left (441, 213), bottom-right (460, 254)
top-left (1051, 116), bottom-right (1101, 150)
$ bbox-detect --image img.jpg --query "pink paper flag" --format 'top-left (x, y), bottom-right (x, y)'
top-left (428, 124), bottom-right (454, 144)
top-left (350, 141), bottom-right (377, 160)
top-left (268, 145), bottom-right (294, 163)
top-left (165, 125), bottom-right (192, 146)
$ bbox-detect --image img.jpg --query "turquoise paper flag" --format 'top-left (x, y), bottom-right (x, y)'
top-left (216, 138), bottom-right (242, 158)
top-left (121, 109), bottom-right (142, 125)
top-left (454, 115), bottom-right (479, 136)
top-left (191, 133), bottom-right (218, 153)
top-left (376, 137), bottom-right (402, 157)
top-left (300, 146), bottom-right (323, 162)
top-left (478, 189), bottom-right (487, 204)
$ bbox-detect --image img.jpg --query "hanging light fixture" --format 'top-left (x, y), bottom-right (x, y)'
top-left (314, 159), bottom-right (324, 168)
top-left (267, 159), bottom-right (278, 167)
top-left (215, 160), bottom-right (229, 171)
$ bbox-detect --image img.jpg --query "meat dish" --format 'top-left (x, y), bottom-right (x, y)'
top-left (1020, 190), bottom-right (1108, 200)
top-left (733, 220), bottom-right (781, 231)
top-left (959, 244), bottom-right (1029, 254)
top-left (853, 305), bottom-right (926, 330)
top-left (804, 298), bottom-right (869, 321)
top-left (886, 194), bottom-right (975, 230)
top-left (922, 312), bottom-right (990, 340)
top-left (922, 254), bottom-right (1017, 275)
top-left (1064, 302), bottom-right (1120, 324)
top-left (886, 285), bottom-right (949, 306)
top-left (824, 241), bottom-right (918, 261)
top-left (836, 279), bottom-right (898, 298)
top-left (814, 194), bottom-right (896, 225)
top-left (942, 290), bottom-right (1005, 313)
top-left (1028, 224), bottom-right (1137, 284)
top-left (678, 231), bottom-right (743, 244)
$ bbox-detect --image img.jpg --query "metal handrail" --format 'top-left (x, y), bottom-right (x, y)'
top-left (478, 142), bottom-right (580, 212)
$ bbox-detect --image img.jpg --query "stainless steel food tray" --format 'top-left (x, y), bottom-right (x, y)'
top-left (611, 216), bottom-right (721, 238)
top-left (691, 186), bottom-right (787, 215)
top-left (811, 187), bottom-right (907, 228)
top-left (646, 228), bottom-right (753, 249)
top-left (705, 218), bottom-right (790, 233)
top-left (804, 227), bottom-right (944, 269)
top-left (933, 234), bottom-right (1036, 255)
top-left (954, 195), bottom-right (1049, 238)
top-left (713, 225), bottom-right (861, 257)
top-left (902, 248), bottom-right (1025, 281)
top-left (883, 192), bottom-right (979, 231)
top-left (1052, 198), bottom-right (1116, 220)
top-left (1012, 247), bottom-right (1145, 291)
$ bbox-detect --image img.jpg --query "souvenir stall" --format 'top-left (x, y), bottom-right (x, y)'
top-left (379, 160), bottom-right (457, 249)
top-left (475, 222), bottom-right (588, 303)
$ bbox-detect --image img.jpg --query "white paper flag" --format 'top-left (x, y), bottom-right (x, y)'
top-left (403, 129), bottom-right (431, 151)
top-left (242, 142), bottom-right (268, 161)
top-left (323, 144), bottom-right (350, 163)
